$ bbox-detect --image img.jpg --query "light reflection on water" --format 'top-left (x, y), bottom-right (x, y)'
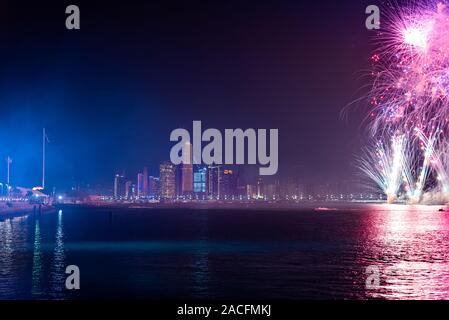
top-left (50, 211), bottom-right (66, 299)
top-left (191, 213), bottom-right (210, 298)
top-left (31, 218), bottom-right (43, 296)
top-left (362, 204), bottom-right (449, 300)
top-left (0, 219), bottom-right (15, 297)
top-left (1, 205), bottom-right (449, 299)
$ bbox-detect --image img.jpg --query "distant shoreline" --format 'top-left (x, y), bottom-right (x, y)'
top-left (55, 201), bottom-right (449, 212)
top-left (0, 202), bottom-right (55, 220)
top-left (57, 201), bottom-right (382, 211)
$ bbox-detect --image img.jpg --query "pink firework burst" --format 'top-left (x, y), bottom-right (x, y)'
top-left (370, 1), bottom-right (449, 135)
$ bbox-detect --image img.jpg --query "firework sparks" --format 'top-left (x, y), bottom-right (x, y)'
top-left (359, 135), bottom-right (407, 203)
top-left (361, 1), bottom-right (449, 204)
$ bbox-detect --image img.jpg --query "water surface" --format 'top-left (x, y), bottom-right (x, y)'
top-left (1, 205), bottom-right (449, 299)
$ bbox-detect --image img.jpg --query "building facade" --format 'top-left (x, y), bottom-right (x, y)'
top-left (181, 142), bottom-right (193, 196)
top-left (143, 166), bottom-right (149, 197)
top-left (148, 176), bottom-right (160, 198)
top-left (113, 174), bottom-right (125, 198)
top-left (160, 162), bottom-right (176, 200)
top-left (137, 173), bottom-right (144, 198)
top-left (193, 165), bottom-right (207, 196)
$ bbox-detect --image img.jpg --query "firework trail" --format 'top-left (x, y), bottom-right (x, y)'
top-left (359, 135), bottom-right (406, 203)
top-left (361, 1), bottom-right (449, 203)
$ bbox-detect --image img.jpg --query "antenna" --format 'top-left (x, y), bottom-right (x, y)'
top-left (42, 128), bottom-right (48, 189)
top-left (6, 156), bottom-right (12, 185)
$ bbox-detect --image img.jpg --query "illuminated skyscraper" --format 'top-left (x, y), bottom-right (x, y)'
top-left (175, 165), bottom-right (182, 197)
top-left (257, 178), bottom-right (264, 199)
top-left (160, 162), bottom-right (176, 200)
top-left (113, 174), bottom-right (125, 198)
top-left (181, 142), bottom-right (193, 195)
top-left (148, 176), bottom-right (160, 198)
top-left (143, 166), bottom-right (149, 197)
top-left (125, 181), bottom-right (133, 199)
top-left (137, 173), bottom-right (144, 198)
top-left (208, 165), bottom-right (221, 199)
top-left (221, 168), bottom-right (237, 199)
top-left (193, 165), bottom-right (207, 195)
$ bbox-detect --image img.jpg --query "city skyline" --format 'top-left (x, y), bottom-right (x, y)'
top-left (106, 161), bottom-right (380, 202)
top-left (0, 0), bottom-right (369, 191)
top-left (0, 129), bottom-right (377, 197)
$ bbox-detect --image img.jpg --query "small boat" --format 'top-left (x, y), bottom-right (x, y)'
top-left (314, 207), bottom-right (338, 212)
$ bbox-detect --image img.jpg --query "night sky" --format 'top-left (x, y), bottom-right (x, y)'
top-left (0, 0), bottom-right (378, 190)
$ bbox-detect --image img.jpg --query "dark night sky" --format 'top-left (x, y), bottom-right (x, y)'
top-left (0, 0), bottom-right (378, 190)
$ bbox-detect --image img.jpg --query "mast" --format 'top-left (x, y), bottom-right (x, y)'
top-left (42, 128), bottom-right (46, 189)
top-left (6, 156), bottom-right (12, 185)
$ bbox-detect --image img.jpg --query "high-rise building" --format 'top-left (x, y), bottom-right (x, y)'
top-left (221, 168), bottom-right (237, 199)
top-left (193, 165), bottom-right (207, 195)
top-left (148, 176), bottom-right (160, 198)
top-left (143, 166), bottom-right (149, 197)
top-left (257, 178), bottom-right (264, 199)
top-left (131, 183), bottom-right (136, 198)
top-left (175, 165), bottom-right (182, 197)
top-left (137, 173), bottom-right (144, 198)
top-left (181, 142), bottom-right (193, 195)
top-left (125, 181), bottom-right (133, 199)
top-left (208, 165), bottom-right (222, 199)
top-left (160, 162), bottom-right (176, 200)
top-left (113, 174), bottom-right (125, 198)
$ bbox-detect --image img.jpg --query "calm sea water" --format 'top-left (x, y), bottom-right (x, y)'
top-left (1, 204), bottom-right (449, 300)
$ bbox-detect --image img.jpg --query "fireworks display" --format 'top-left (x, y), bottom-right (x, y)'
top-left (362, 1), bottom-right (449, 203)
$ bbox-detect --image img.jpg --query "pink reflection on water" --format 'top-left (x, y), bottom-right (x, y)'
top-left (364, 204), bottom-right (449, 300)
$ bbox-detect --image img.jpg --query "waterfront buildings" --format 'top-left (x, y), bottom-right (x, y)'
top-left (125, 181), bottom-right (133, 199)
top-left (148, 176), bottom-right (160, 198)
top-left (110, 162), bottom-right (375, 203)
top-left (143, 166), bottom-right (149, 197)
top-left (193, 165), bottom-right (207, 196)
top-left (113, 174), bottom-right (125, 198)
top-left (160, 162), bottom-right (176, 200)
top-left (137, 173), bottom-right (144, 197)
top-left (221, 168), bottom-right (237, 199)
top-left (208, 165), bottom-right (221, 199)
top-left (181, 142), bottom-right (193, 196)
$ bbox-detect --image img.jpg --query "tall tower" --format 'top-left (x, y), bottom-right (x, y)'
top-left (160, 162), bottom-right (176, 200)
top-left (181, 141), bottom-right (193, 196)
top-left (148, 176), bottom-right (160, 198)
top-left (257, 177), bottom-right (264, 199)
top-left (113, 174), bottom-right (125, 198)
top-left (125, 181), bottom-right (132, 199)
top-left (143, 166), bottom-right (149, 197)
top-left (208, 165), bottom-right (222, 199)
top-left (221, 168), bottom-right (236, 199)
top-left (137, 173), bottom-right (144, 198)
